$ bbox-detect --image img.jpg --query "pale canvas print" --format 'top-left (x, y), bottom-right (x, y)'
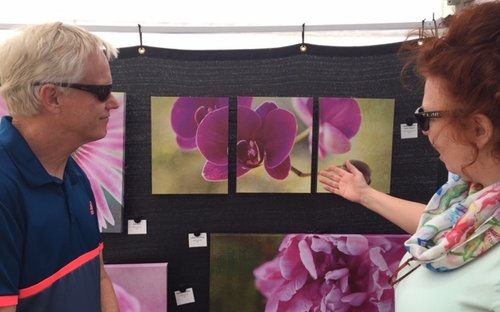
top-left (151, 96), bottom-right (229, 194)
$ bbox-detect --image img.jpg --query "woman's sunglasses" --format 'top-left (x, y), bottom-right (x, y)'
top-left (414, 106), bottom-right (445, 131)
top-left (34, 82), bottom-right (113, 102)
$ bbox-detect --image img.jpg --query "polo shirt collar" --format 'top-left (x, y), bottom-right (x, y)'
top-left (0, 116), bottom-right (81, 186)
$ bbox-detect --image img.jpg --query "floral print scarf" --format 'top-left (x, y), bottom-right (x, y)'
top-left (404, 174), bottom-right (500, 272)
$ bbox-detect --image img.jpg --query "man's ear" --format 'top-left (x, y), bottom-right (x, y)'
top-left (472, 113), bottom-right (493, 148)
top-left (38, 84), bottom-right (61, 113)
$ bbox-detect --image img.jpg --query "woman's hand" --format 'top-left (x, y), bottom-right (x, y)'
top-left (318, 160), bottom-right (371, 203)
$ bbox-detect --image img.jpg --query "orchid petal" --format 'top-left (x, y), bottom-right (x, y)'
top-left (236, 163), bottom-right (252, 178)
top-left (261, 109), bottom-right (297, 168)
top-left (319, 97), bottom-right (361, 139)
top-left (320, 123), bottom-right (352, 154)
top-left (176, 135), bottom-right (197, 150)
top-left (255, 101), bottom-right (279, 120)
top-left (202, 161), bottom-right (228, 181)
top-left (196, 107), bottom-right (228, 165)
top-left (171, 97), bottom-right (228, 139)
top-left (292, 97), bottom-right (314, 127)
top-left (236, 96), bottom-right (255, 108)
top-left (265, 157), bottom-right (290, 180)
top-left (237, 106), bottom-right (262, 140)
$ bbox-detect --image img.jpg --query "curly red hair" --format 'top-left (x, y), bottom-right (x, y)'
top-left (402, 2), bottom-right (500, 162)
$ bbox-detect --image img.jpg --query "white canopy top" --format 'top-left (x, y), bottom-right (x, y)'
top-left (0, 0), bottom-right (455, 49)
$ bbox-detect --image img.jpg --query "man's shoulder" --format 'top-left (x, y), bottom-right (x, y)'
top-left (0, 144), bottom-right (18, 180)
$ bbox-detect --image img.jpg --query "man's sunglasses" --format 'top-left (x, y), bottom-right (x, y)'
top-left (34, 82), bottom-right (113, 102)
top-left (414, 106), bottom-right (446, 131)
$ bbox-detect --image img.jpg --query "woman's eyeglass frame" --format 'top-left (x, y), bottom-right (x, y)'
top-left (33, 82), bottom-right (113, 102)
top-left (414, 106), bottom-right (446, 131)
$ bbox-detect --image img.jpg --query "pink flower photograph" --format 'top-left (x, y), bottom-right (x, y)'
top-left (105, 262), bottom-right (168, 312)
top-left (235, 97), bottom-right (312, 193)
top-left (151, 96), bottom-right (230, 194)
top-left (301, 98), bottom-right (395, 194)
top-left (210, 233), bottom-right (408, 312)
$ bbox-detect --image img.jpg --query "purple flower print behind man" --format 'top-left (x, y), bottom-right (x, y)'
top-left (293, 97), bottom-right (362, 158)
top-left (196, 102), bottom-right (297, 181)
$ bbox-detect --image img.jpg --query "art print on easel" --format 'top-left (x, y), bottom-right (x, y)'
top-left (0, 94), bottom-right (126, 233)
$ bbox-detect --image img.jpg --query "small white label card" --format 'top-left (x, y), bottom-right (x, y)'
top-left (127, 219), bottom-right (147, 235)
top-left (175, 287), bottom-right (195, 305)
top-left (188, 232), bottom-right (208, 248)
top-left (400, 123), bottom-right (418, 139)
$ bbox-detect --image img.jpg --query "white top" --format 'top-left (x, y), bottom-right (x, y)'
top-left (395, 243), bottom-right (500, 311)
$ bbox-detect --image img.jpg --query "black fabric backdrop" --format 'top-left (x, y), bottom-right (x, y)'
top-left (102, 42), bottom-right (447, 311)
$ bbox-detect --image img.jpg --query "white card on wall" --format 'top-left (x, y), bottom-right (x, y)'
top-left (188, 232), bottom-right (208, 248)
top-left (175, 287), bottom-right (195, 305)
top-left (400, 123), bottom-right (418, 139)
top-left (127, 219), bottom-right (147, 235)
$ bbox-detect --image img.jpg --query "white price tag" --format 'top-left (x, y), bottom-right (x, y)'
top-left (188, 233), bottom-right (207, 248)
top-left (400, 123), bottom-right (418, 139)
top-left (127, 219), bottom-right (147, 235)
top-left (175, 287), bottom-right (195, 305)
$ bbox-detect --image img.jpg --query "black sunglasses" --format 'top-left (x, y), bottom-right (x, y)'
top-left (34, 82), bottom-right (113, 102)
top-left (414, 106), bottom-right (445, 131)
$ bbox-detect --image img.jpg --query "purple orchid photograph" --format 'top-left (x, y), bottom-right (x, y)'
top-left (234, 97), bottom-right (312, 193)
top-left (293, 97), bottom-right (395, 194)
top-left (105, 262), bottom-right (168, 312)
top-left (210, 233), bottom-right (409, 312)
top-left (0, 94), bottom-right (125, 233)
top-left (151, 96), bottom-right (393, 194)
top-left (151, 96), bottom-right (230, 194)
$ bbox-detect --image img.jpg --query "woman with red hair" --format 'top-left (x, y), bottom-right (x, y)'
top-left (320, 2), bottom-right (500, 310)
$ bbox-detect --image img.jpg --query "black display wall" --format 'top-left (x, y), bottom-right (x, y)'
top-left (102, 42), bottom-right (446, 311)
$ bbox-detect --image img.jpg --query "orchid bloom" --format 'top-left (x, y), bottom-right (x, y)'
top-left (171, 97), bottom-right (230, 150)
top-left (196, 102), bottom-right (298, 181)
top-left (293, 97), bottom-right (362, 158)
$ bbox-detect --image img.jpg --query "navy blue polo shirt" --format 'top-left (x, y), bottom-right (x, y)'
top-left (0, 116), bottom-right (102, 311)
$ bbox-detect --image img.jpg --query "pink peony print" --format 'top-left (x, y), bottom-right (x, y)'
top-left (253, 234), bottom-right (407, 312)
